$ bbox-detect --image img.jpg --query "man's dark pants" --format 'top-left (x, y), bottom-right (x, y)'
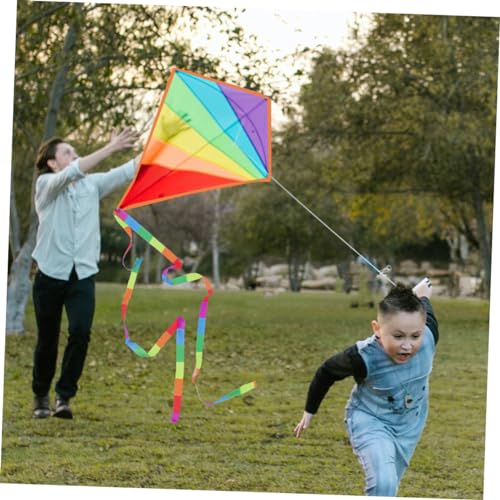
top-left (32, 267), bottom-right (95, 400)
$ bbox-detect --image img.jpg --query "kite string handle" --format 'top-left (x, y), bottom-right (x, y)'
top-left (271, 177), bottom-right (397, 288)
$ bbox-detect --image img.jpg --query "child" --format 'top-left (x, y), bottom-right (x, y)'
top-left (294, 278), bottom-right (438, 497)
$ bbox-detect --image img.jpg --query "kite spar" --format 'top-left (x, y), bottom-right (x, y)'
top-left (114, 67), bottom-right (271, 424)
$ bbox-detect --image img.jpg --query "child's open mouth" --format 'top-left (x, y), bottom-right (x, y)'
top-left (396, 353), bottom-right (412, 362)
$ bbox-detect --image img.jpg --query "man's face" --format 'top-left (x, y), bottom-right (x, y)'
top-left (47, 142), bottom-right (78, 173)
top-left (372, 310), bottom-right (426, 364)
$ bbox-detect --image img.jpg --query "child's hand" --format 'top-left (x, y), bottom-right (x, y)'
top-left (294, 411), bottom-right (314, 438)
top-left (413, 277), bottom-right (432, 299)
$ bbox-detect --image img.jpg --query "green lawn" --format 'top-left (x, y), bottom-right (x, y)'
top-left (0, 284), bottom-right (489, 498)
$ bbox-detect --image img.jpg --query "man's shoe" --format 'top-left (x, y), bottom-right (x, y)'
top-left (33, 395), bottom-right (51, 419)
top-left (53, 396), bottom-right (73, 419)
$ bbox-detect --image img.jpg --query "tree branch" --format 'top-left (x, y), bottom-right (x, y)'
top-left (16, 2), bottom-right (70, 36)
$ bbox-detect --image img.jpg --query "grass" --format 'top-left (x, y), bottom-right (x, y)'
top-left (0, 284), bottom-right (489, 498)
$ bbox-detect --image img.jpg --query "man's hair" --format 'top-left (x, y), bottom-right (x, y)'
top-left (35, 137), bottom-right (64, 174)
top-left (378, 283), bottom-right (425, 318)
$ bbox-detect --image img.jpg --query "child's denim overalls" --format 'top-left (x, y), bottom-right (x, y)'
top-left (344, 327), bottom-right (436, 496)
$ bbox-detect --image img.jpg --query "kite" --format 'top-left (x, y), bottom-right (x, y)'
top-left (114, 67), bottom-right (272, 424)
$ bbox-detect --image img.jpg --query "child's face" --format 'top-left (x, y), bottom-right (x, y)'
top-left (371, 310), bottom-right (426, 364)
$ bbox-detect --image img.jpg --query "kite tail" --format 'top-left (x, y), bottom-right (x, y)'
top-left (172, 317), bottom-right (185, 424)
top-left (192, 277), bottom-right (213, 384)
top-left (113, 208), bottom-right (256, 423)
top-left (208, 381), bottom-right (257, 406)
top-left (115, 208), bottom-right (182, 268)
top-left (194, 380), bottom-right (257, 409)
top-left (114, 213), bottom-right (135, 271)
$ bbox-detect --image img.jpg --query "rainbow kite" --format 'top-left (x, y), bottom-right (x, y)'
top-left (114, 67), bottom-right (272, 424)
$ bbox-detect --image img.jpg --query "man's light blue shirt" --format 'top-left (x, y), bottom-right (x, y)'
top-left (32, 158), bottom-right (136, 280)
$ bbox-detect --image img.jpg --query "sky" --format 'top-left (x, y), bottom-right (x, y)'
top-left (194, 7), bottom-right (354, 53)
top-left (189, 7), bottom-right (359, 127)
top-left (1, 1), bottom-right (500, 500)
top-left (237, 8), bottom-right (354, 52)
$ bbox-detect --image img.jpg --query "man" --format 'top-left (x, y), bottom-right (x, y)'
top-left (31, 127), bottom-right (140, 419)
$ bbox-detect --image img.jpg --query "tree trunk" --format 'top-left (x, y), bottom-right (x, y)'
top-left (9, 177), bottom-right (21, 259)
top-left (287, 244), bottom-right (305, 292)
top-left (472, 183), bottom-right (491, 298)
top-left (6, 223), bottom-right (37, 335)
top-left (466, 142), bottom-right (492, 298)
top-left (142, 241), bottom-right (150, 284)
top-left (155, 251), bottom-right (163, 284)
top-left (211, 189), bottom-right (221, 289)
top-left (6, 13), bottom-right (79, 335)
top-left (288, 256), bottom-right (305, 292)
top-left (42, 14), bottom-right (78, 138)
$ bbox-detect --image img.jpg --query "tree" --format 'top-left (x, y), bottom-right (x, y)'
top-left (223, 123), bottom-right (352, 291)
top-left (298, 14), bottom-right (497, 294)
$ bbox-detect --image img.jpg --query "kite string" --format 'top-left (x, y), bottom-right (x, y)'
top-left (271, 176), bottom-right (397, 287)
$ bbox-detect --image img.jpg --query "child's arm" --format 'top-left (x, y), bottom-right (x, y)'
top-left (413, 277), bottom-right (439, 344)
top-left (413, 277), bottom-right (432, 299)
top-left (294, 345), bottom-right (367, 438)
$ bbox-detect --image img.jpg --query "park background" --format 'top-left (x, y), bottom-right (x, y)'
top-left (0, 0), bottom-right (499, 499)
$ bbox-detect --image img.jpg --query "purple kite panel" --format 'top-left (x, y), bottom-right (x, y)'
top-left (218, 83), bottom-right (270, 169)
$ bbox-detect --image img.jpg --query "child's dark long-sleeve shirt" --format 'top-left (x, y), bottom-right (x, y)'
top-left (304, 298), bottom-right (438, 414)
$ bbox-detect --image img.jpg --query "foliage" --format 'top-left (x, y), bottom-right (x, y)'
top-left (11, 0), bottom-right (271, 251)
top-left (222, 125), bottom-right (353, 287)
top-left (0, 285), bottom-right (488, 498)
top-left (221, 14), bottom-right (497, 291)
top-left (296, 14), bottom-right (498, 290)
top-left (340, 15), bottom-right (497, 203)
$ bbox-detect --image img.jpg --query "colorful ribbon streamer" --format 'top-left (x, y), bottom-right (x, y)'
top-left (208, 381), bottom-right (257, 406)
top-left (114, 208), bottom-right (256, 423)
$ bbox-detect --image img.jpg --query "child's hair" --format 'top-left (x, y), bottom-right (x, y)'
top-left (35, 137), bottom-right (64, 174)
top-left (378, 284), bottom-right (425, 318)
